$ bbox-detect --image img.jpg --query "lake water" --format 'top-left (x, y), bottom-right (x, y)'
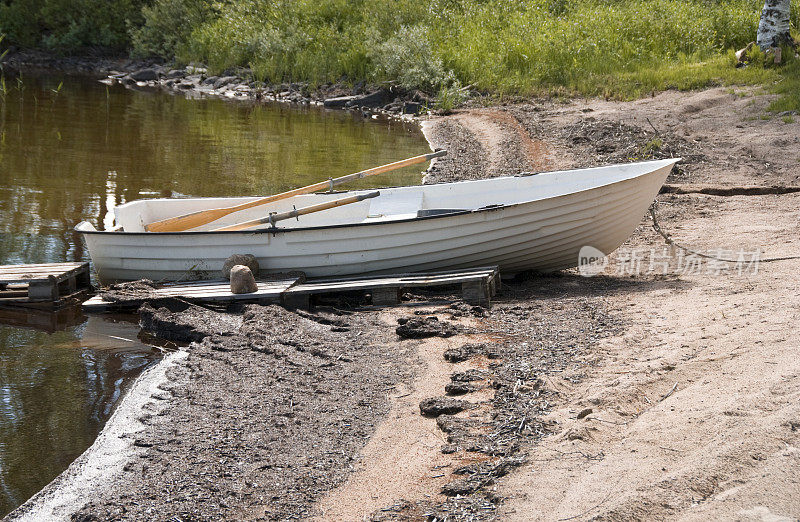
top-left (0, 72), bottom-right (428, 516)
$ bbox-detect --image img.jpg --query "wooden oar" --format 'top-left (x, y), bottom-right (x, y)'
top-left (212, 191), bottom-right (380, 232)
top-left (144, 150), bottom-right (447, 232)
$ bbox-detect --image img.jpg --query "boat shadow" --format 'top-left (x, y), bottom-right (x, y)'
top-left (498, 270), bottom-right (690, 302)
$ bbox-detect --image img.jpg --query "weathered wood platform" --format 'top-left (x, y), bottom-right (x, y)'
top-left (283, 266), bottom-right (500, 308)
top-left (81, 277), bottom-right (302, 312)
top-left (0, 262), bottom-right (91, 309)
top-left (81, 266), bottom-right (500, 312)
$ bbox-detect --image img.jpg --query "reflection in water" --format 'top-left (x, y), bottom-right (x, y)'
top-left (0, 316), bottom-right (159, 517)
top-left (0, 73), bottom-right (427, 264)
top-left (0, 72), bottom-right (428, 516)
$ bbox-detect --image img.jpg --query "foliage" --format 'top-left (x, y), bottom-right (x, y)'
top-left (0, 0), bottom-right (146, 52)
top-left (370, 25), bottom-right (452, 91)
top-left (435, 81), bottom-right (469, 114)
top-left (766, 51), bottom-right (800, 113)
top-left (131, 0), bottom-right (214, 58)
top-left (130, 0), bottom-right (785, 98)
top-left (2, 0), bottom-right (800, 109)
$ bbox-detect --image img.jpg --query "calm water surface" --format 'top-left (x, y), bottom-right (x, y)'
top-left (0, 72), bottom-right (428, 516)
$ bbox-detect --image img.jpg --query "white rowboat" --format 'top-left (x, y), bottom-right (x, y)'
top-left (76, 158), bottom-right (678, 283)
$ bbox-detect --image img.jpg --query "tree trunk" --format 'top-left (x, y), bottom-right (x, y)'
top-left (757, 0), bottom-right (792, 50)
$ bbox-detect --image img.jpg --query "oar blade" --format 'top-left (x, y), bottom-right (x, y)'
top-left (145, 207), bottom-right (230, 232)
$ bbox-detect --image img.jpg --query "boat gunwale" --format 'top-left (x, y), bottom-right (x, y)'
top-left (75, 158), bottom-right (679, 237)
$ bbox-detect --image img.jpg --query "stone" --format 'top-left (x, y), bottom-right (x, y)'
top-left (222, 254), bottom-right (259, 279)
top-left (323, 95), bottom-right (357, 108)
top-left (165, 69), bottom-right (185, 79)
top-left (130, 68), bottom-right (158, 82)
top-left (213, 76), bottom-right (238, 89)
top-left (345, 90), bottom-right (388, 108)
top-left (230, 265), bottom-right (258, 294)
top-left (403, 101), bottom-right (422, 115)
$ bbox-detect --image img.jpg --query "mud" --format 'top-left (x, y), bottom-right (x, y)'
top-left (70, 304), bottom-right (416, 521)
top-left (443, 342), bottom-right (498, 363)
top-left (418, 397), bottom-right (474, 417)
top-left (138, 300), bottom-right (241, 343)
top-left (98, 280), bottom-right (159, 303)
top-left (396, 316), bottom-right (460, 339)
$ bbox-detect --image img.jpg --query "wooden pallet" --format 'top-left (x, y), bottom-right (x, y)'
top-left (0, 262), bottom-right (91, 309)
top-left (82, 276), bottom-right (302, 312)
top-left (81, 266), bottom-right (500, 312)
top-left (282, 266), bottom-right (500, 308)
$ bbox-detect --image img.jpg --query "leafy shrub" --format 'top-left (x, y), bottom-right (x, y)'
top-left (370, 25), bottom-right (454, 91)
top-left (3, 0), bottom-right (797, 104)
top-left (0, 0), bottom-right (146, 52)
top-left (131, 0), bottom-right (213, 58)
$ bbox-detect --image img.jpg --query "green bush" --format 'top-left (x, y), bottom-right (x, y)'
top-left (0, 0), bottom-right (146, 52)
top-left (3, 0), bottom-right (798, 107)
top-left (370, 25), bottom-right (452, 91)
top-left (131, 0), bottom-right (213, 58)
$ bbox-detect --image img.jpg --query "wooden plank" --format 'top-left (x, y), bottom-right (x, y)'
top-left (285, 272), bottom-right (496, 294)
top-left (149, 281), bottom-right (295, 297)
top-left (0, 266), bottom-right (86, 277)
top-left (0, 262), bottom-right (89, 284)
top-left (372, 287), bottom-right (401, 306)
top-left (304, 266), bottom-right (498, 285)
top-left (283, 266), bottom-right (499, 308)
top-left (290, 271), bottom-right (495, 289)
top-left (83, 277), bottom-right (300, 312)
top-left (28, 276), bottom-right (59, 301)
top-left (462, 280), bottom-right (490, 307)
top-left (0, 262), bottom-right (85, 271)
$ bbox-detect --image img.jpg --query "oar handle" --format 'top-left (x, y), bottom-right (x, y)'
top-left (225, 149), bottom-right (446, 213)
top-left (212, 191), bottom-right (380, 232)
top-left (332, 149), bottom-right (447, 185)
top-left (144, 150), bottom-right (446, 232)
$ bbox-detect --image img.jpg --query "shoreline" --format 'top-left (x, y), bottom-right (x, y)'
top-left (6, 349), bottom-right (189, 521)
top-left (2, 54), bottom-right (800, 519)
top-left (2, 49), bottom-right (432, 120)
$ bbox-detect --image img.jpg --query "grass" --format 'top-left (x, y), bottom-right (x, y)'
top-left (1, 0), bottom-right (799, 110)
top-left (767, 57), bottom-right (800, 113)
top-left (131, 0), bottom-right (800, 109)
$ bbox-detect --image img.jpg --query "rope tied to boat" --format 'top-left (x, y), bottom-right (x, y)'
top-left (649, 201), bottom-right (800, 263)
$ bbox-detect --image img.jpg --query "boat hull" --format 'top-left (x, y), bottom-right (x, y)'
top-left (78, 159), bottom-right (676, 283)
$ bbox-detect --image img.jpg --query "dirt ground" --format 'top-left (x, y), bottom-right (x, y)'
top-left (19, 86), bottom-right (800, 521)
top-left (421, 87), bottom-right (800, 520)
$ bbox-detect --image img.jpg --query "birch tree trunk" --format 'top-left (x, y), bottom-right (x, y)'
top-left (757, 0), bottom-right (792, 49)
